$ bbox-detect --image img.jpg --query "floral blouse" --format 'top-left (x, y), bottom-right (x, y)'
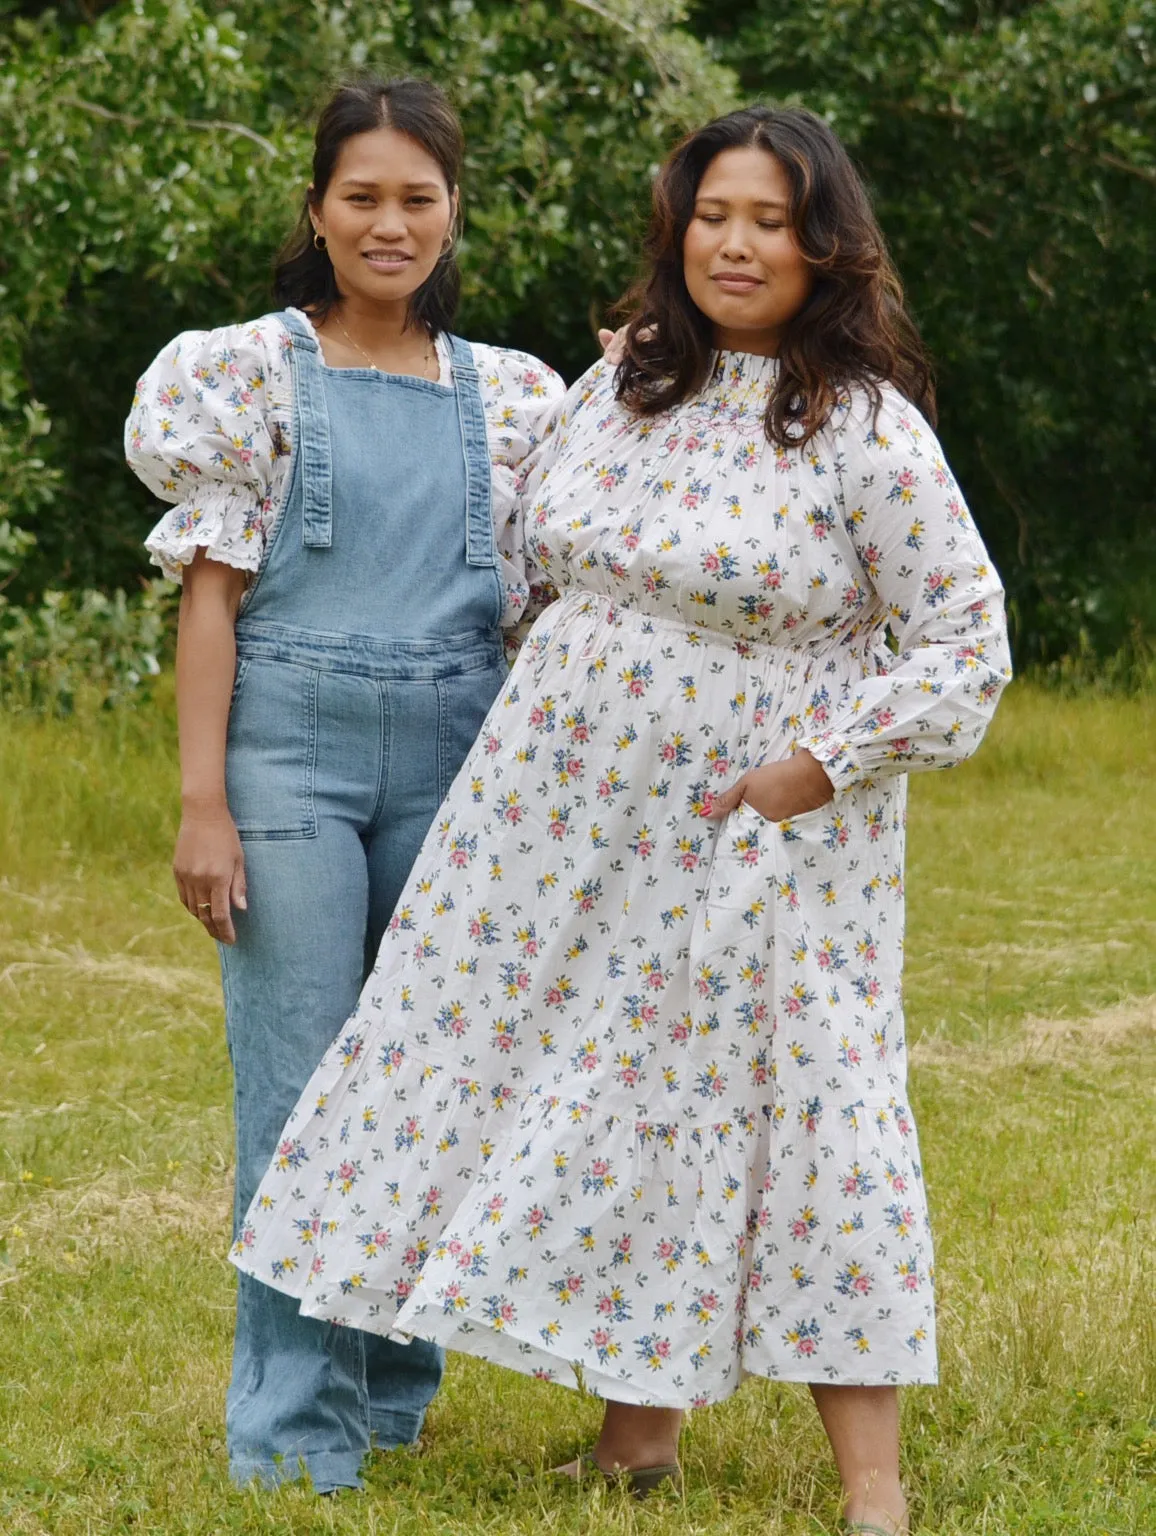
top-left (125, 309), bottom-right (565, 628)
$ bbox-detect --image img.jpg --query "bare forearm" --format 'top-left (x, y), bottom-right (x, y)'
top-left (175, 556), bottom-right (245, 811)
top-left (171, 555), bottom-right (249, 944)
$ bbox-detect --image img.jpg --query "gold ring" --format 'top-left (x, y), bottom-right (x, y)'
top-left (197, 902), bottom-right (212, 911)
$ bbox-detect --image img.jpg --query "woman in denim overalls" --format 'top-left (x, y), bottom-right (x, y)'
top-left (126, 77), bottom-right (563, 1492)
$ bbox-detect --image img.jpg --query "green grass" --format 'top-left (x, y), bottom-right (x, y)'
top-left (1, 684), bottom-right (1153, 1534)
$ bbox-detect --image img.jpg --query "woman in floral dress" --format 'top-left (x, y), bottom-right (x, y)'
top-left (232, 106), bottom-right (1011, 1532)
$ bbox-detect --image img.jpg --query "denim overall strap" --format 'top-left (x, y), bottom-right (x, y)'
top-left (280, 309), bottom-right (334, 549)
top-left (448, 335), bottom-right (496, 571)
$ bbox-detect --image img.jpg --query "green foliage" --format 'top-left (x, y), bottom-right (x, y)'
top-left (0, 580), bottom-right (171, 713)
top-left (691, 0), bottom-right (1156, 668)
top-left (0, 378), bottom-right (59, 588)
top-left (0, 0), bottom-right (1152, 683)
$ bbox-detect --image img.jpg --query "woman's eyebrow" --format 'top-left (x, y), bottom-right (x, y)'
top-left (337, 178), bottom-right (443, 191)
top-left (695, 195), bottom-right (788, 210)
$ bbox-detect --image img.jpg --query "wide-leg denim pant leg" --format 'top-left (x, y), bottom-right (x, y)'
top-left (222, 839), bottom-right (441, 1488)
top-left (218, 315), bottom-right (506, 1491)
top-left (220, 662), bottom-right (513, 1488)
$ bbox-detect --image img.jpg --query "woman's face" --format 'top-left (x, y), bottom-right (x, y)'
top-left (310, 126), bottom-right (456, 313)
top-left (682, 145), bottom-right (813, 355)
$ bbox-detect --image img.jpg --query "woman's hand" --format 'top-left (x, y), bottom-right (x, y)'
top-left (597, 323), bottom-right (654, 365)
top-left (598, 326), bottom-right (628, 364)
top-left (707, 751), bottom-right (835, 824)
top-left (173, 803), bottom-right (247, 945)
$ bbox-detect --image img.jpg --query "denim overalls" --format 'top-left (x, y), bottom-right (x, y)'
top-left (220, 310), bottom-right (507, 1491)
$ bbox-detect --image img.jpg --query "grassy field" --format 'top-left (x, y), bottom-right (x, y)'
top-left (1, 684), bottom-right (1153, 1535)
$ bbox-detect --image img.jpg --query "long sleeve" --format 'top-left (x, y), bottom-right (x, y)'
top-left (125, 314), bottom-right (293, 581)
top-left (799, 388), bottom-right (1012, 790)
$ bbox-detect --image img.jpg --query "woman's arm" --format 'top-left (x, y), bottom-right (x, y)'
top-left (125, 317), bottom-right (290, 939)
top-left (711, 390), bottom-right (1010, 823)
top-left (172, 551), bottom-right (249, 944)
top-left (796, 389), bottom-right (1012, 794)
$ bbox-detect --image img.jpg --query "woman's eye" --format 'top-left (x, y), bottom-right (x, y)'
top-left (696, 214), bottom-right (724, 224)
top-left (758, 221), bottom-right (785, 231)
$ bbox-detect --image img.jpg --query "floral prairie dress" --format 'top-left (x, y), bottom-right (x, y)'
top-left (231, 352), bottom-right (1011, 1405)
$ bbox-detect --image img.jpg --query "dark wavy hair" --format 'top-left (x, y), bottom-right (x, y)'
top-left (615, 106), bottom-right (935, 446)
top-left (273, 76), bottom-right (463, 334)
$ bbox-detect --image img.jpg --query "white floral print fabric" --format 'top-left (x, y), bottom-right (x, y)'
top-left (125, 309), bottom-right (563, 627)
top-left (231, 353), bottom-right (1011, 1404)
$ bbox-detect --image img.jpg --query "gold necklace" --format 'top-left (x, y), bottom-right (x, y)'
top-left (332, 312), bottom-right (436, 380)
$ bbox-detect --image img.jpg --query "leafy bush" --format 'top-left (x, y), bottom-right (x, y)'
top-left (0, 582), bottom-right (171, 714)
top-left (0, 0), bottom-right (1152, 687)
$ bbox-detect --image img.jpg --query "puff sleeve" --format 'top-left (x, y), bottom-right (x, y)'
top-left (471, 344), bottom-right (566, 646)
top-left (125, 314), bottom-right (293, 581)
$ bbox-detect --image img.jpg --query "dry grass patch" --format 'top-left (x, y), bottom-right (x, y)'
top-left (1, 938), bottom-right (218, 1006)
top-left (911, 994), bottom-right (1156, 1070)
top-left (3, 1175), bottom-right (232, 1246)
top-left (1023, 996), bottom-right (1156, 1047)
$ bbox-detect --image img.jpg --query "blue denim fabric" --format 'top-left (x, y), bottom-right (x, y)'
top-left (219, 313), bottom-right (506, 1491)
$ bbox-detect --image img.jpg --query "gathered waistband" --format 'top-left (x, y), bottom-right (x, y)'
top-left (234, 618), bottom-right (504, 680)
top-left (545, 589), bottom-right (876, 675)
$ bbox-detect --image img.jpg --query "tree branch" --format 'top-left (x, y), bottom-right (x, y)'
top-left (61, 96), bottom-right (278, 158)
top-left (1095, 150), bottom-right (1156, 186)
top-left (976, 436), bottom-right (1031, 567)
top-left (566, 0), bottom-right (671, 86)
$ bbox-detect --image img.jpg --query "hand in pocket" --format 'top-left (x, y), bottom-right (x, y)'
top-left (708, 751), bottom-right (834, 824)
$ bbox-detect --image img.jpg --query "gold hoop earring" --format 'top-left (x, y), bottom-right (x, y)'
top-left (313, 232), bottom-right (327, 251)
top-left (440, 212), bottom-right (463, 260)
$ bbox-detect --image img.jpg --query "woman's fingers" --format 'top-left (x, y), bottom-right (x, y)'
top-left (174, 869), bottom-right (194, 917)
top-left (230, 855), bottom-right (248, 914)
top-left (706, 775), bottom-right (748, 818)
top-left (599, 325), bottom-right (630, 365)
top-left (178, 868), bottom-right (236, 943)
top-left (598, 321), bottom-right (655, 364)
top-left (209, 872), bottom-right (236, 945)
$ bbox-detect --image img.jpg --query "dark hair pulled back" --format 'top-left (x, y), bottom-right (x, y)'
top-left (274, 75), bottom-right (463, 334)
top-left (615, 106), bottom-right (935, 447)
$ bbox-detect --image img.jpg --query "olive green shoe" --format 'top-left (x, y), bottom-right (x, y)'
top-left (573, 1450), bottom-right (683, 1498)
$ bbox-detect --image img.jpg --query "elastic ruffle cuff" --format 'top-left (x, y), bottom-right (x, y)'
top-left (798, 730), bottom-right (865, 795)
top-left (144, 484), bottom-right (265, 583)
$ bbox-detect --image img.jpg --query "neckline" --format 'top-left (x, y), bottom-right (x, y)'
top-left (291, 307), bottom-right (453, 388)
top-left (714, 347), bottom-right (779, 364)
top-left (710, 348), bottom-right (779, 379)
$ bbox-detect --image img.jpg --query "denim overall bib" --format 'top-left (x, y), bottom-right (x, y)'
top-left (220, 310), bottom-right (506, 1491)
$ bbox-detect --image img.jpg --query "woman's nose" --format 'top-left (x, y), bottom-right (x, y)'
top-left (370, 204), bottom-right (408, 240)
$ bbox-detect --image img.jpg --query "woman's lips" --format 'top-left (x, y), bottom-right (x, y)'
top-left (362, 251), bottom-right (413, 271)
top-left (711, 272), bottom-right (763, 293)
